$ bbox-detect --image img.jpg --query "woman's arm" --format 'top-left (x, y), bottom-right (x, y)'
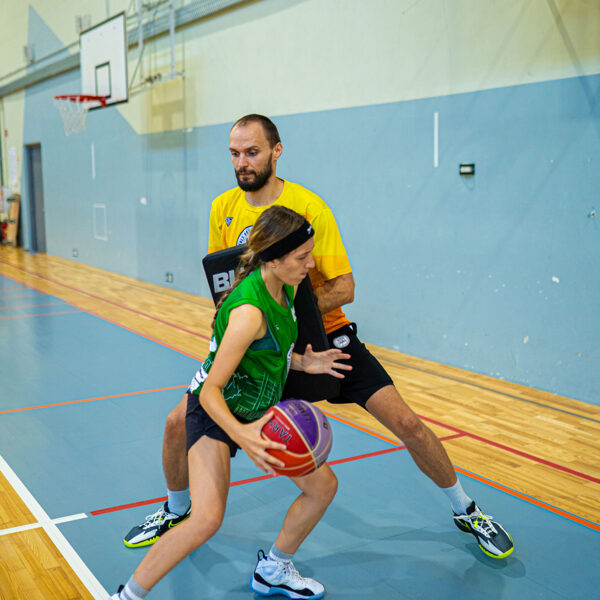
top-left (199, 304), bottom-right (285, 473)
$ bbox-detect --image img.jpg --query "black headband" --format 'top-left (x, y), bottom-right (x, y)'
top-left (258, 220), bottom-right (314, 261)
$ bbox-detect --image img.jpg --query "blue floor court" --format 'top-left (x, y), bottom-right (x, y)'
top-left (1, 274), bottom-right (599, 600)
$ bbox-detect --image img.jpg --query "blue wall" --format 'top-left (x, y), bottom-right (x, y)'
top-left (277, 78), bottom-right (599, 403)
top-left (20, 9), bottom-right (600, 404)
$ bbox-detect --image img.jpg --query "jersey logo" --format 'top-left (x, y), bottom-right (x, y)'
top-left (237, 226), bottom-right (252, 245)
top-left (225, 217), bottom-right (233, 226)
top-left (332, 334), bottom-right (350, 349)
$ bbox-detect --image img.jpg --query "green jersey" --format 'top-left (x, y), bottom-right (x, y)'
top-left (189, 268), bottom-right (298, 420)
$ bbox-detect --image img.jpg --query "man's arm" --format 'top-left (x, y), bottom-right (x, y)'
top-left (313, 273), bottom-right (355, 315)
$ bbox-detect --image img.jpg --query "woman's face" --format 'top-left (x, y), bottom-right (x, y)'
top-left (272, 237), bottom-right (315, 286)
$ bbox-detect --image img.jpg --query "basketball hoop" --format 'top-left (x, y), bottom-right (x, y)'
top-left (54, 94), bottom-right (107, 136)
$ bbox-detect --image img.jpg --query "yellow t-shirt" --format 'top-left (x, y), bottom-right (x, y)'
top-left (208, 180), bottom-right (352, 333)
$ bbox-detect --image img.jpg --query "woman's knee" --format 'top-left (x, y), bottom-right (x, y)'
top-left (324, 470), bottom-right (338, 503)
top-left (186, 510), bottom-right (224, 545)
top-left (312, 467), bottom-right (338, 505)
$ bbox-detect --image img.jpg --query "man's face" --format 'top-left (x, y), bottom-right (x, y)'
top-left (229, 122), bottom-right (280, 192)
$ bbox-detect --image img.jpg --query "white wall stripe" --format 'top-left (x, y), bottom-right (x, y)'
top-left (433, 111), bottom-right (439, 168)
top-left (0, 455), bottom-right (109, 599)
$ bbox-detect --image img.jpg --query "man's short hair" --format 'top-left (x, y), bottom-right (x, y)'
top-left (232, 114), bottom-right (281, 148)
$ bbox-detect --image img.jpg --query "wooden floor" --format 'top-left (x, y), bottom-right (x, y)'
top-left (1, 246), bottom-right (599, 599)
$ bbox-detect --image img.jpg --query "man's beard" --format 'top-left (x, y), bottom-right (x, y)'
top-left (236, 160), bottom-right (273, 192)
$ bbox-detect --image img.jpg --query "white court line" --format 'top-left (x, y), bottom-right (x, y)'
top-left (0, 513), bottom-right (88, 536)
top-left (0, 455), bottom-right (109, 599)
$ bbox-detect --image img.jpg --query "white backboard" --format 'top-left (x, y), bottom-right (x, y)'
top-left (80, 12), bottom-right (128, 109)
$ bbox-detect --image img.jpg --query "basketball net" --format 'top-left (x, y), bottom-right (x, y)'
top-left (54, 95), bottom-right (107, 136)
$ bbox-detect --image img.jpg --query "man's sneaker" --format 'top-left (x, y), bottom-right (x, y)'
top-left (454, 501), bottom-right (514, 558)
top-left (123, 502), bottom-right (191, 548)
top-left (250, 549), bottom-right (325, 599)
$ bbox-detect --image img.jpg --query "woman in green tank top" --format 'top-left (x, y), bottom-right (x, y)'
top-left (112, 206), bottom-right (351, 600)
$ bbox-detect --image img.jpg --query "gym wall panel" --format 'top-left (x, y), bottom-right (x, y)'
top-left (0, 0), bottom-right (28, 194)
top-left (273, 76), bottom-right (599, 402)
top-left (119, 0), bottom-right (600, 134)
top-left (1, 0), bottom-right (599, 404)
top-left (1, 91), bottom-right (25, 189)
top-left (27, 0), bottom-right (129, 51)
top-left (0, 2), bottom-right (29, 81)
top-left (0, 0), bottom-right (129, 190)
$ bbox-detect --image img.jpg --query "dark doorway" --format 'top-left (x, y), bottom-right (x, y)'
top-left (25, 143), bottom-right (46, 253)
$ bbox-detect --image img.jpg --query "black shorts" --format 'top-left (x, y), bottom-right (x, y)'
top-left (326, 323), bottom-right (393, 409)
top-left (185, 392), bottom-right (251, 456)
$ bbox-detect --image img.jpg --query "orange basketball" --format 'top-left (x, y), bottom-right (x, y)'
top-left (261, 399), bottom-right (333, 477)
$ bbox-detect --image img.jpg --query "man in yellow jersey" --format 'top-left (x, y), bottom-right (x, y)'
top-left (124, 114), bottom-right (513, 562)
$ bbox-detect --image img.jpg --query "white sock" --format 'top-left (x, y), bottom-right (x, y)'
top-left (120, 576), bottom-right (148, 600)
top-left (442, 479), bottom-right (473, 514)
top-left (167, 488), bottom-right (190, 516)
top-left (269, 544), bottom-right (294, 563)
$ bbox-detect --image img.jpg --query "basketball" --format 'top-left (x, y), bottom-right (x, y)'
top-left (261, 399), bottom-right (333, 477)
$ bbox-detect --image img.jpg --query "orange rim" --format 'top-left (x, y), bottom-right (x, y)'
top-left (54, 94), bottom-right (107, 107)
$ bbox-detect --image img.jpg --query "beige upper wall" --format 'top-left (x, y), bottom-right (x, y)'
top-left (120, 0), bottom-right (600, 133)
top-left (1, 0), bottom-right (600, 176)
top-left (0, 0), bottom-right (130, 80)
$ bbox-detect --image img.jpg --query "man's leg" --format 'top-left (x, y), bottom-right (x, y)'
top-left (162, 393), bottom-right (190, 491)
top-left (365, 385), bottom-right (456, 488)
top-left (123, 393), bottom-right (191, 548)
top-left (365, 384), bottom-right (513, 558)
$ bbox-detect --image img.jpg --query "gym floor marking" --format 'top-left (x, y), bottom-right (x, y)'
top-left (0, 300), bottom-right (67, 310)
top-left (0, 309), bottom-right (81, 319)
top-left (0, 385), bottom-right (189, 415)
top-left (418, 414), bottom-right (600, 484)
top-left (2, 269), bottom-right (598, 498)
top-left (4, 258), bottom-right (596, 424)
top-left (373, 351), bottom-right (600, 424)
top-left (0, 259), bottom-right (212, 342)
top-left (1, 269), bottom-right (203, 361)
top-left (3, 431), bottom-right (597, 545)
top-left (2, 263), bottom-right (599, 600)
top-left (0, 455), bottom-right (108, 597)
top-left (453, 466), bottom-right (600, 532)
top-left (2, 376), bottom-right (596, 488)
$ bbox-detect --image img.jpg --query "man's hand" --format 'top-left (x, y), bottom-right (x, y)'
top-left (300, 344), bottom-right (352, 379)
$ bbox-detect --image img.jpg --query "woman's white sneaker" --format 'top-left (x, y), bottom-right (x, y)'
top-left (250, 550), bottom-right (325, 599)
